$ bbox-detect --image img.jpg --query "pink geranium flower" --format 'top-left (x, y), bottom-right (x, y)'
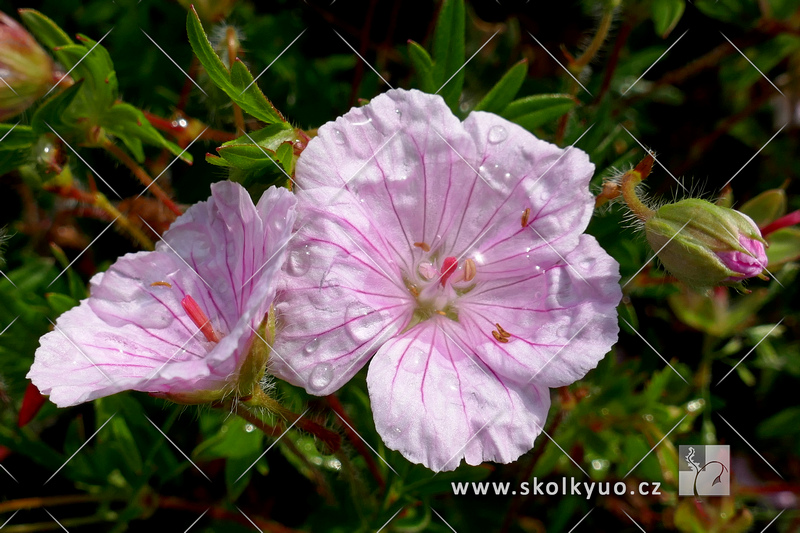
top-left (28, 182), bottom-right (296, 407)
top-left (273, 89), bottom-right (622, 471)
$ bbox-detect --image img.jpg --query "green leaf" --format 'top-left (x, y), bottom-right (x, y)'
top-left (652, 0), bottom-right (685, 38)
top-left (407, 40), bottom-right (436, 94)
top-left (473, 59), bottom-right (528, 113)
top-left (503, 94), bottom-right (576, 130)
top-left (57, 37), bottom-right (117, 111)
top-left (0, 124), bottom-right (36, 151)
top-left (216, 144), bottom-right (279, 171)
top-left (187, 8), bottom-right (289, 127)
top-left (46, 292), bottom-right (79, 316)
top-left (18, 8), bottom-right (73, 49)
top-left (739, 188), bottom-right (787, 227)
top-left (758, 406), bottom-right (800, 438)
top-left (101, 103), bottom-right (191, 163)
top-left (766, 227), bottom-right (800, 267)
top-left (432, 0), bottom-right (465, 110)
top-left (275, 141), bottom-right (294, 175)
top-left (31, 82), bottom-right (83, 135)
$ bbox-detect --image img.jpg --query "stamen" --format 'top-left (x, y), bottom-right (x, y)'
top-left (181, 295), bottom-right (220, 343)
top-left (414, 241), bottom-right (431, 252)
top-left (521, 208), bottom-right (531, 228)
top-left (150, 281), bottom-right (172, 288)
top-left (492, 323), bottom-right (511, 343)
top-left (463, 258), bottom-right (476, 282)
top-left (436, 310), bottom-right (447, 316)
top-left (440, 257), bottom-right (458, 287)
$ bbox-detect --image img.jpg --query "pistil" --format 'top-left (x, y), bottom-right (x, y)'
top-left (181, 294), bottom-right (220, 343)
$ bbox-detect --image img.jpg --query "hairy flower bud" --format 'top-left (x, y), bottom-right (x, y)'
top-left (645, 198), bottom-right (768, 288)
top-left (0, 12), bottom-right (56, 121)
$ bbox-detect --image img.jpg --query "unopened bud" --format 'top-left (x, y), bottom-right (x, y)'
top-left (645, 198), bottom-right (768, 288)
top-left (0, 12), bottom-right (55, 121)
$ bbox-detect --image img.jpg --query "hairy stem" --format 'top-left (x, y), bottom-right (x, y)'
top-left (621, 153), bottom-right (656, 221)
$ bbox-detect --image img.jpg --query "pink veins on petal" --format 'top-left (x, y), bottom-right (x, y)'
top-left (28, 182), bottom-right (296, 407)
top-left (273, 89), bottom-right (622, 471)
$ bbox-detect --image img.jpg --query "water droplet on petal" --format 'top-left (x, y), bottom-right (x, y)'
top-left (287, 245), bottom-right (311, 276)
top-left (344, 302), bottom-right (385, 342)
top-left (332, 129), bottom-right (346, 145)
top-left (303, 337), bottom-right (320, 355)
top-left (488, 125), bottom-right (508, 144)
top-left (580, 257), bottom-right (595, 271)
top-left (404, 348), bottom-right (427, 372)
top-left (309, 363), bottom-right (333, 391)
top-left (539, 189), bottom-right (549, 201)
top-left (271, 215), bottom-right (286, 234)
top-left (393, 426), bottom-right (402, 435)
top-left (394, 108), bottom-right (402, 118)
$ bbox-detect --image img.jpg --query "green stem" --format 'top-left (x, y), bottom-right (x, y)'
top-left (621, 153), bottom-right (656, 221)
top-left (572, 7), bottom-right (617, 71)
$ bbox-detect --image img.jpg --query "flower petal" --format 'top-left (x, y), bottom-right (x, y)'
top-left (28, 182), bottom-right (296, 406)
top-left (367, 318), bottom-right (551, 472)
top-left (272, 206), bottom-right (413, 395)
top-left (457, 234), bottom-right (622, 388)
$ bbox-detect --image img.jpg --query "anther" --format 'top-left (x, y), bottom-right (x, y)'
top-left (181, 295), bottom-right (220, 343)
top-left (414, 242), bottom-right (431, 252)
top-left (521, 208), bottom-right (531, 228)
top-left (463, 258), bottom-right (476, 282)
top-left (492, 323), bottom-right (511, 343)
top-left (150, 281), bottom-right (172, 288)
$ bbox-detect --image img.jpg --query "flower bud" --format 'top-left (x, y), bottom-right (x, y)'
top-left (0, 12), bottom-right (55, 121)
top-left (644, 198), bottom-right (768, 287)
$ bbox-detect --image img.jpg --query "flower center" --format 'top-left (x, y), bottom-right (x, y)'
top-left (404, 246), bottom-right (478, 324)
top-left (181, 294), bottom-right (220, 343)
